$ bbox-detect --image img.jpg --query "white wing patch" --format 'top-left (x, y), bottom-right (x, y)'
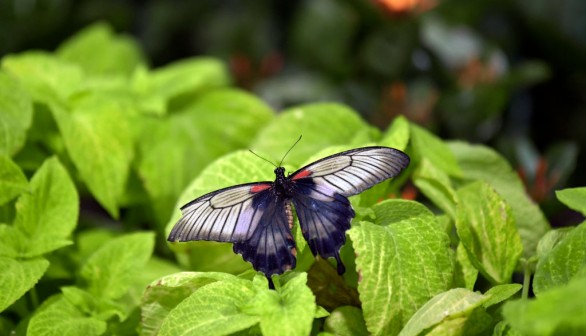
top-left (168, 183), bottom-right (272, 243)
top-left (292, 147), bottom-right (409, 197)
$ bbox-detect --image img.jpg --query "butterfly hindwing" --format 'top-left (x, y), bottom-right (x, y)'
top-left (233, 191), bottom-right (297, 277)
top-left (291, 179), bottom-right (354, 274)
top-left (168, 182), bottom-right (273, 243)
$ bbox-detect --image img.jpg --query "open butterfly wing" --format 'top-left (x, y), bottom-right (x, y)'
top-left (289, 146), bottom-right (409, 272)
top-left (290, 146), bottom-right (410, 197)
top-left (168, 182), bottom-right (297, 277)
top-left (168, 182), bottom-right (273, 243)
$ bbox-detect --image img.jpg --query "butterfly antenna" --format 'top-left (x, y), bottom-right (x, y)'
top-left (249, 149), bottom-right (277, 168)
top-left (279, 135), bottom-right (302, 167)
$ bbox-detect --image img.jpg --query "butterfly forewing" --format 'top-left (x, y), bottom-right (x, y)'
top-left (290, 147), bottom-right (410, 196)
top-left (168, 182), bottom-right (273, 243)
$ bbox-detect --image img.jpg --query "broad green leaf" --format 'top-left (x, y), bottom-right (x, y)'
top-left (371, 199), bottom-right (434, 226)
top-left (52, 96), bottom-right (134, 218)
top-left (502, 276), bottom-right (586, 335)
top-left (80, 232), bottom-right (155, 299)
top-left (138, 89), bottom-right (273, 226)
top-left (453, 243), bottom-right (478, 290)
top-left (410, 123), bottom-right (461, 177)
top-left (57, 22), bottom-right (145, 76)
top-left (483, 284), bottom-right (522, 308)
top-left (348, 218), bottom-right (453, 336)
top-left (27, 294), bottom-right (107, 336)
top-left (533, 222), bottom-right (586, 296)
top-left (380, 116), bottom-right (410, 150)
top-left (159, 278), bottom-right (260, 336)
top-left (13, 157), bottom-right (78, 256)
top-left (1, 52), bottom-right (83, 105)
top-left (243, 274), bottom-right (315, 336)
top-left (425, 307), bottom-right (492, 336)
top-left (0, 257), bottom-right (49, 312)
top-left (399, 288), bottom-right (488, 336)
top-left (0, 72), bottom-right (33, 156)
top-left (536, 228), bottom-right (573, 260)
top-left (141, 272), bottom-right (237, 336)
top-left (556, 187), bottom-right (586, 216)
top-left (0, 225), bottom-right (27, 258)
top-left (0, 155), bottom-right (28, 206)
top-left (324, 306), bottom-right (368, 336)
top-left (252, 103), bottom-right (369, 166)
top-left (456, 181), bottom-right (523, 284)
top-left (413, 159), bottom-right (457, 219)
top-left (148, 57), bottom-right (230, 110)
top-left (449, 142), bottom-right (550, 258)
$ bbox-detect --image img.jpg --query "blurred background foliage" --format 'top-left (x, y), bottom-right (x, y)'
top-left (1, 0), bottom-right (584, 223)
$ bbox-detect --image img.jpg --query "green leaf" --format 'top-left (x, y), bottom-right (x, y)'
top-left (380, 116), bottom-right (410, 150)
top-left (410, 124), bottom-right (461, 177)
top-left (0, 224), bottom-right (27, 258)
top-left (141, 272), bottom-right (237, 336)
top-left (502, 276), bottom-right (586, 335)
top-left (0, 257), bottom-right (49, 312)
top-left (243, 273), bottom-right (316, 336)
top-left (348, 218), bottom-right (453, 336)
top-left (453, 243), bottom-right (478, 290)
top-left (533, 222), bottom-right (586, 296)
top-left (536, 228), bottom-right (574, 260)
top-left (27, 294), bottom-right (107, 336)
top-left (1, 52), bottom-right (83, 105)
top-left (556, 187), bottom-right (586, 216)
top-left (158, 278), bottom-right (260, 336)
top-left (371, 199), bottom-right (434, 226)
top-left (148, 57), bottom-right (231, 111)
top-left (449, 142), bottom-right (550, 258)
top-left (0, 72), bottom-right (33, 156)
top-left (425, 307), bottom-right (492, 336)
top-left (493, 321), bottom-right (523, 336)
top-left (252, 103), bottom-right (369, 166)
top-left (13, 157), bottom-right (78, 256)
top-left (52, 96), bottom-right (134, 218)
top-left (483, 284), bottom-right (522, 308)
top-left (0, 155), bottom-right (28, 206)
top-left (456, 181), bottom-right (523, 284)
top-left (399, 288), bottom-right (489, 336)
top-left (57, 22), bottom-right (145, 76)
top-left (323, 306), bottom-right (369, 336)
top-left (413, 159), bottom-right (457, 219)
top-left (138, 89), bottom-right (273, 226)
top-left (80, 232), bottom-right (155, 299)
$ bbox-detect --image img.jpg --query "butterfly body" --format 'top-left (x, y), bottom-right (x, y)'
top-left (168, 146), bottom-right (410, 285)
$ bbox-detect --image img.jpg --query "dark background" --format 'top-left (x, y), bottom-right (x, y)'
top-left (2, 0), bottom-right (585, 224)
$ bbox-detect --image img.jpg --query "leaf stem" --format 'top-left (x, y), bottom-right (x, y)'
top-left (522, 260), bottom-right (531, 300)
top-left (29, 286), bottom-right (40, 310)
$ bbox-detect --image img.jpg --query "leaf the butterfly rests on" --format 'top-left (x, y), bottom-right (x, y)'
top-left (168, 146), bottom-right (410, 288)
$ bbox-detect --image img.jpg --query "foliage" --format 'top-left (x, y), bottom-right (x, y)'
top-left (1, 23), bottom-right (585, 336)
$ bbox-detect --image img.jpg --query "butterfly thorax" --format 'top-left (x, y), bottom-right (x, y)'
top-left (273, 167), bottom-right (294, 199)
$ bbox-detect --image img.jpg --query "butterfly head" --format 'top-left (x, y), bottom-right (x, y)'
top-left (274, 166), bottom-right (286, 177)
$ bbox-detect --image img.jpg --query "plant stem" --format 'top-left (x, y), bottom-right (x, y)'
top-left (522, 260), bottom-right (531, 300)
top-left (29, 286), bottom-right (40, 310)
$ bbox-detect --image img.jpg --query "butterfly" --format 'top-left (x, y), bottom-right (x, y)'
top-left (168, 140), bottom-right (410, 288)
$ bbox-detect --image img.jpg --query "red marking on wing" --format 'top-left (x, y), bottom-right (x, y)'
top-left (292, 169), bottom-right (312, 180)
top-left (250, 184), bottom-right (271, 193)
